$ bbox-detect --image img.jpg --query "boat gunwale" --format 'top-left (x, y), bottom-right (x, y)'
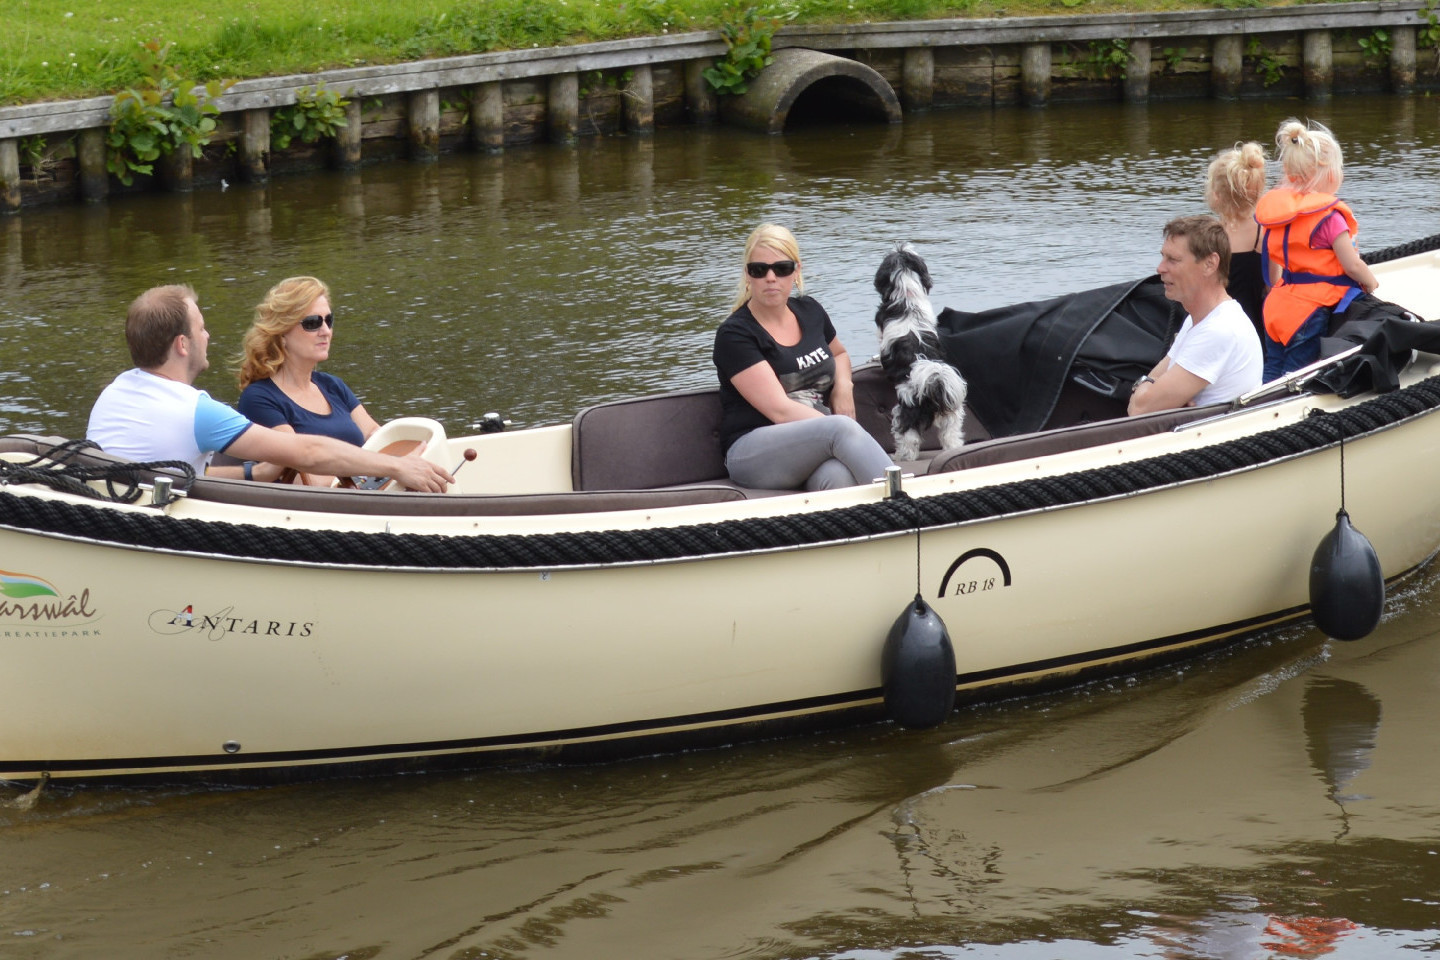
top-left (2, 373), bottom-right (1438, 572)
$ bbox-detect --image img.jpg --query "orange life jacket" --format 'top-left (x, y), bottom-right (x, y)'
top-left (1256, 190), bottom-right (1360, 344)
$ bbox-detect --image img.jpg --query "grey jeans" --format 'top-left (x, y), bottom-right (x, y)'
top-left (725, 416), bottom-right (894, 491)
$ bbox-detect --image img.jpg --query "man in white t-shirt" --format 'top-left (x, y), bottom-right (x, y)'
top-left (88, 284), bottom-right (452, 491)
top-left (1128, 215), bottom-right (1263, 416)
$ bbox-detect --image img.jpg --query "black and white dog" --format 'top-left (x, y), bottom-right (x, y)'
top-left (873, 243), bottom-right (967, 460)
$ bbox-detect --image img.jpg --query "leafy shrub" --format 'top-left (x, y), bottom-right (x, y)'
top-left (703, 6), bottom-right (789, 95)
top-left (271, 83), bottom-right (350, 150)
top-left (105, 39), bottom-right (231, 185)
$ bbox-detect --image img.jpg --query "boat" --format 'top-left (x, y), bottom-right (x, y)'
top-left (3, 235), bottom-right (1440, 782)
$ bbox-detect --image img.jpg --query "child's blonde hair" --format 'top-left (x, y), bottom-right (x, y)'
top-left (1274, 118), bottom-right (1344, 194)
top-left (1205, 141), bottom-right (1267, 222)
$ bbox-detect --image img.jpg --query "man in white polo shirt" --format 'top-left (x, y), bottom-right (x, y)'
top-left (88, 284), bottom-right (451, 491)
top-left (1129, 215), bottom-right (1263, 416)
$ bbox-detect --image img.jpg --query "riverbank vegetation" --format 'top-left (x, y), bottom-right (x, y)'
top-left (0, 0), bottom-right (1378, 106)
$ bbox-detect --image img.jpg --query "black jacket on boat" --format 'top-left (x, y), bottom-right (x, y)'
top-left (1313, 296), bottom-right (1440, 396)
top-left (935, 276), bottom-right (1184, 438)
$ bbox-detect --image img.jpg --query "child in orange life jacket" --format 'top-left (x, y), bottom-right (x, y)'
top-left (1255, 118), bottom-right (1378, 382)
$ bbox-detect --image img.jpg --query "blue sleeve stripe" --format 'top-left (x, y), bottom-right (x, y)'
top-left (193, 392), bottom-right (254, 454)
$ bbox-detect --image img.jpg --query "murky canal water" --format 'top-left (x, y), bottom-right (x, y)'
top-left (3, 95), bottom-right (1439, 439)
top-left (3, 94), bottom-right (1440, 958)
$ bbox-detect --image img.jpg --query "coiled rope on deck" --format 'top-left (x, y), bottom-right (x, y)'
top-left (4, 377), bottom-right (1440, 569)
top-left (0, 439), bottom-right (193, 505)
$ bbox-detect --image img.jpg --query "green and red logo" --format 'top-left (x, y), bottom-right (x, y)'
top-left (0, 568), bottom-right (98, 624)
top-left (1, 569), bottom-right (59, 600)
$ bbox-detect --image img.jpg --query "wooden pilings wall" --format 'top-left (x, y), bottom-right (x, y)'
top-left (0, 140), bottom-right (19, 211)
top-left (2, 1), bottom-right (1436, 213)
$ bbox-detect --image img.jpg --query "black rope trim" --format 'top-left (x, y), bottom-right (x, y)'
top-left (1365, 232), bottom-right (1440, 265)
top-left (5, 377), bottom-right (1440, 569)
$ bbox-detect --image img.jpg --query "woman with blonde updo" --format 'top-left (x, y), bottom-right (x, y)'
top-left (235, 276), bottom-right (379, 483)
top-left (1254, 118), bottom-right (1378, 381)
top-left (1205, 141), bottom-right (1268, 337)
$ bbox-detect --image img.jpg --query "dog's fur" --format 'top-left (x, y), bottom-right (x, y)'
top-left (873, 243), bottom-right (967, 461)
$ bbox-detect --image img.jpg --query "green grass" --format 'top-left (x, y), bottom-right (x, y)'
top-left (0, 0), bottom-right (1329, 106)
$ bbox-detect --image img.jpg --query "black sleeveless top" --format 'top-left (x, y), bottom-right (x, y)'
top-left (1228, 225), bottom-right (1267, 338)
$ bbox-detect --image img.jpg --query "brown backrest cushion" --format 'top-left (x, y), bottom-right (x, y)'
top-left (571, 388), bottom-right (727, 491)
top-left (2, 435), bottom-right (191, 484)
top-left (851, 362), bottom-right (991, 451)
top-left (2, 435), bottom-right (747, 516)
top-left (568, 362), bottom-right (992, 491)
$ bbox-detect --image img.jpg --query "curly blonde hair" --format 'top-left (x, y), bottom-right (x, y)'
top-left (729, 223), bottom-right (805, 313)
top-left (1205, 141), bottom-right (1267, 223)
top-left (236, 276), bottom-right (330, 390)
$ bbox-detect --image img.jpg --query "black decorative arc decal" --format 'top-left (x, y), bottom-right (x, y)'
top-left (937, 548), bottom-right (1012, 599)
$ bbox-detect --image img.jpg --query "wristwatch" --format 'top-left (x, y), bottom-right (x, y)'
top-left (1135, 375), bottom-right (1156, 389)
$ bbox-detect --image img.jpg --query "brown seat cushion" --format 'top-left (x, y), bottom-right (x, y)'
top-left (187, 478), bottom-right (750, 516)
top-left (927, 403), bottom-right (1227, 474)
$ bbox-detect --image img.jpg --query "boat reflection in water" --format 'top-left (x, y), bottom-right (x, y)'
top-left (819, 596), bottom-right (1440, 960)
top-left (1304, 675), bottom-right (1381, 811)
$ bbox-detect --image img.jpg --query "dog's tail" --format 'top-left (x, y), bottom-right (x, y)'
top-left (897, 358), bottom-right (967, 409)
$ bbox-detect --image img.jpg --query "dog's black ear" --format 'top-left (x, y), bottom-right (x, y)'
top-left (873, 254), bottom-right (894, 295)
top-left (910, 250), bottom-right (933, 292)
top-left (875, 297), bottom-right (902, 330)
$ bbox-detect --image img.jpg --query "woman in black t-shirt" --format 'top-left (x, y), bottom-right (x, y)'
top-left (712, 224), bottom-right (893, 490)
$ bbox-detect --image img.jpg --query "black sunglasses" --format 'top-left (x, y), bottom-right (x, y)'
top-left (298, 313), bottom-right (335, 332)
top-left (745, 260), bottom-right (797, 279)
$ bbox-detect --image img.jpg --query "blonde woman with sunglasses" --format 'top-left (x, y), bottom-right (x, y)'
top-left (712, 223), bottom-right (893, 491)
top-left (235, 276), bottom-right (379, 483)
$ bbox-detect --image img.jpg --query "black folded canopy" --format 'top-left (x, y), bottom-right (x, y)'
top-left (936, 277), bottom-right (1440, 437)
top-left (936, 276), bottom-right (1183, 438)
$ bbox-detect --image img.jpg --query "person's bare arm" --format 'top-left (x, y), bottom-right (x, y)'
top-left (1332, 231), bottom-right (1378, 295)
top-left (729, 362), bottom-right (826, 423)
top-left (206, 424), bottom-right (295, 482)
top-left (351, 404), bottom-right (382, 441)
top-left (1129, 362), bottom-right (1208, 416)
top-left (827, 338), bottom-right (857, 419)
top-left (224, 425), bottom-right (451, 491)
